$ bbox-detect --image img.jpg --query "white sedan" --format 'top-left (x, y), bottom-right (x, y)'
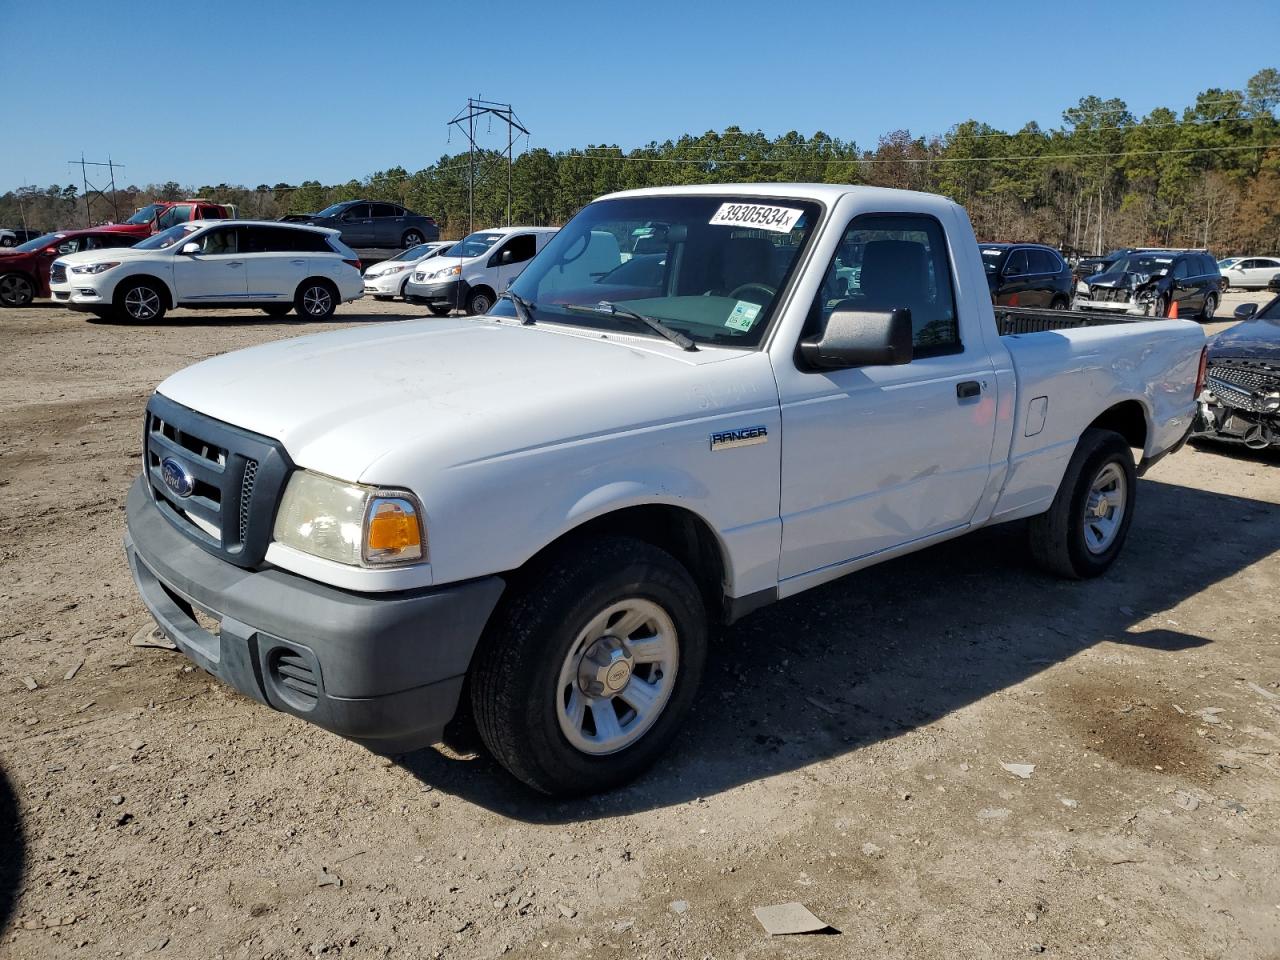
top-left (1219, 256), bottom-right (1280, 290)
top-left (362, 241), bottom-right (454, 299)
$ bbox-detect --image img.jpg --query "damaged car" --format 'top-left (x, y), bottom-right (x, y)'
top-left (1195, 295), bottom-right (1280, 450)
top-left (1074, 250), bottom-right (1220, 321)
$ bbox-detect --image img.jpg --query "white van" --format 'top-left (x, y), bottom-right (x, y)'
top-left (403, 226), bottom-right (558, 315)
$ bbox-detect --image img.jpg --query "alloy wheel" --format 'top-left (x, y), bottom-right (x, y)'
top-left (124, 286), bottom-right (160, 320)
top-left (1082, 461), bottom-right (1127, 554)
top-left (0, 274), bottom-right (33, 306)
top-left (302, 285), bottom-right (332, 316)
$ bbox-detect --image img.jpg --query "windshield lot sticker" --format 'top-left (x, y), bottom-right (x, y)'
top-left (725, 300), bottom-right (762, 331)
top-left (709, 203), bottom-right (804, 233)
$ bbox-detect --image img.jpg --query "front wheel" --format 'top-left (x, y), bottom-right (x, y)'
top-left (1200, 292), bottom-right (1218, 321)
top-left (1050, 296), bottom-right (1069, 310)
top-left (465, 289), bottom-right (493, 315)
top-left (116, 280), bottom-right (167, 323)
top-left (470, 537), bottom-right (708, 796)
top-left (0, 273), bottom-right (34, 307)
top-left (1028, 428), bottom-right (1137, 579)
top-left (295, 280), bottom-right (337, 320)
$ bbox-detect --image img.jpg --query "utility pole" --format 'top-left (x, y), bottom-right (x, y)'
top-left (447, 99), bottom-right (529, 233)
top-left (68, 154), bottom-right (125, 227)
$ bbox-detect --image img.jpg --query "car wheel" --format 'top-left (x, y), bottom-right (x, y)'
top-left (1152, 294), bottom-right (1169, 318)
top-left (116, 280), bottom-right (167, 323)
top-left (1200, 292), bottom-right (1218, 321)
top-left (0, 273), bottom-right (34, 307)
top-left (262, 305), bottom-right (292, 318)
top-left (1028, 428), bottom-right (1136, 580)
top-left (295, 280), bottom-right (337, 320)
top-left (466, 289), bottom-right (493, 315)
top-left (1050, 296), bottom-right (1069, 310)
top-left (428, 305), bottom-right (452, 317)
top-left (470, 536), bottom-right (709, 796)
top-left (402, 230), bottom-right (425, 249)
top-left (1220, 277), bottom-right (1229, 293)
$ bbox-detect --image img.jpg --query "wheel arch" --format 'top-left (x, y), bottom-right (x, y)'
top-left (1087, 398), bottom-right (1150, 455)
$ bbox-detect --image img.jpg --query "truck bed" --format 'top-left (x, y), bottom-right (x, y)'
top-left (994, 305), bottom-right (1140, 336)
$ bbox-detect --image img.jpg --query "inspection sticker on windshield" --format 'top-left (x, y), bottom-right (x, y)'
top-left (725, 300), bottom-right (762, 331)
top-left (709, 203), bottom-right (804, 233)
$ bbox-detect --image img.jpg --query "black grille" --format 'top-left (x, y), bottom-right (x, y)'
top-left (1207, 361), bottom-right (1280, 413)
top-left (1092, 287), bottom-right (1130, 303)
top-left (50, 263), bottom-right (67, 284)
top-left (269, 649), bottom-right (319, 708)
top-left (144, 393), bottom-right (292, 567)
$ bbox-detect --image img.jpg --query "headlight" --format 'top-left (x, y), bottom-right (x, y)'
top-left (381, 263), bottom-right (409, 275)
top-left (272, 470), bottom-right (425, 566)
top-left (70, 261), bottom-right (120, 275)
top-left (429, 265), bottom-right (462, 281)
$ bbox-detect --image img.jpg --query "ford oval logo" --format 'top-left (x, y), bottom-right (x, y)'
top-left (160, 457), bottom-right (196, 498)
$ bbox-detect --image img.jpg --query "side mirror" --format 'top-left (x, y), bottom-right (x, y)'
top-left (180, 242), bottom-right (201, 255)
top-left (500, 249), bottom-right (515, 263)
top-left (800, 306), bottom-right (913, 370)
top-left (1234, 303), bottom-right (1258, 320)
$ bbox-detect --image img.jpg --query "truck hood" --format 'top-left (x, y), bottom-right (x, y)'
top-left (1209, 313), bottom-right (1280, 360)
top-left (155, 318), bottom-right (755, 484)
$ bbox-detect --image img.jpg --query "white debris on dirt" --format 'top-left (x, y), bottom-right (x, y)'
top-left (1001, 762), bottom-right (1036, 779)
top-left (752, 902), bottom-right (833, 936)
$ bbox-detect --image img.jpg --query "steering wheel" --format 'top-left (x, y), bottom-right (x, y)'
top-left (727, 282), bottom-right (776, 303)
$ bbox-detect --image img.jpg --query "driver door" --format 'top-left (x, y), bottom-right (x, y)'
top-left (489, 233), bottom-right (539, 292)
top-left (171, 225), bottom-right (248, 303)
top-left (339, 204), bottom-right (374, 247)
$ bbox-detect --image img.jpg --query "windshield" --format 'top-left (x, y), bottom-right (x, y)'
top-left (135, 224), bottom-right (199, 250)
top-left (14, 232), bottom-right (64, 252)
top-left (388, 243), bottom-right (435, 262)
top-left (446, 232), bottom-right (505, 260)
top-left (497, 195), bottom-right (821, 348)
top-left (126, 204), bottom-right (163, 225)
top-left (1218, 258), bottom-right (1240, 268)
top-left (316, 203), bottom-right (350, 218)
top-left (1113, 255), bottom-right (1172, 275)
top-left (980, 248), bottom-right (1005, 274)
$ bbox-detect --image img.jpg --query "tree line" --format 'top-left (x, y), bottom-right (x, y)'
top-left (4, 68), bottom-right (1278, 256)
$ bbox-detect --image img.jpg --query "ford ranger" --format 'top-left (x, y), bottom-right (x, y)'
top-left (124, 184), bottom-right (1207, 796)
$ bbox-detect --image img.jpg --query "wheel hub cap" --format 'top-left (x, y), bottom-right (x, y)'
top-left (578, 636), bottom-right (635, 697)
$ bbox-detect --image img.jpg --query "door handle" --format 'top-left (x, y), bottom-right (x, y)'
top-left (956, 380), bottom-right (981, 399)
top-left (227, 261), bottom-right (243, 268)
top-left (290, 259), bottom-right (306, 265)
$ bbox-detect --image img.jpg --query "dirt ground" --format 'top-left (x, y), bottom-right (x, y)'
top-left (1, 293), bottom-right (1278, 960)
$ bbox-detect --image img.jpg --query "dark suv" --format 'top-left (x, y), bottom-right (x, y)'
top-left (1077, 250), bottom-right (1221, 321)
top-left (287, 200), bottom-right (439, 249)
top-left (980, 243), bottom-right (1074, 309)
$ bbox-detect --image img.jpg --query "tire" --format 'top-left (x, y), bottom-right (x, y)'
top-left (1200, 292), bottom-right (1218, 322)
top-left (428, 305), bottom-right (451, 317)
top-left (465, 288), bottom-right (493, 315)
top-left (1220, 278), bottom-right (1229, 293)
top-left (402, 230), bottom-right (425, 249)
top-left (1050, 296), bottom-right (1069, 310)
top-left (262, 305), bottom-right (292, 318)
top-left (1152, 294), bottom-right (1169, 319)
top-left (115, 280), bottom-right (167, 323)
top-left (0, 273), bottom-right (34, 308)
top-left (470, 536), bottom-right (709, 797)
top-left (1028, 428), bottom-right (1137, 580)
top-left (294, 279), bottom-right (337, 320)
top-left (373, 295), bottom-right (392, 302)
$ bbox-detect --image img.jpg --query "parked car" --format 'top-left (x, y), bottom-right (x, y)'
top-left (287, 201), bottom-right (439, 250)
top-left (1073, 248), bottom-right (1137, 288)
top-left (0, 228), bottom-right (141, 307)
top-left (1217, 256), bottom-right (1280, 291)
top-left (979, 243), bottom-right (1074, 309)
top-left (121, 182), bottom-right (1205, 796)
top-left (1194, 294), bottom-right (1280, 450)
top-left (101, 200), bottom-right (234, 239)
top-left (1074, 250), bottom-right (1221, 320)
top-left (403, 226), bottom-right (558, 315)
top-left (1, 228), bottom-right (42, 248)
top-left (362, 241), bottom-right (454, 300)
top-left (48, 220), bottom-right (363, 322)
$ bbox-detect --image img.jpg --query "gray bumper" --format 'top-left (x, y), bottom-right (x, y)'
top-left (404, 277), bottom-right (468, 308)
top-left (124, 477), bottom-right (504, 754)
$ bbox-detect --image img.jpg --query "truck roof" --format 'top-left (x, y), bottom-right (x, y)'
top-left (597, 182), bottom-right (960, 209)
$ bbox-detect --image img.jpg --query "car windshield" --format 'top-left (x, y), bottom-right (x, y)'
top-left (495, 195), bottom-right (822, 348)
top-left (446, 232), bottom-right (505, 259)
top-left (316, 203), bottom-right (350, 218)
top-left (1218, 258), bottom-right (1240, 268)
top-left (1114, 255), bottom-right (1172, 275)
top-left (389, 243), bottom-right (434, 262)
top-left (135, 224), bottom-right (199, 250)
top-left (14, 232), bottom-right (64, 252)
top-left (980, 248), bottom-right (1005, 274)
top-left (125, 204), bottom-right (163, 225)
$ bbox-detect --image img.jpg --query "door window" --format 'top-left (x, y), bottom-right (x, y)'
top-left (156, 204), bottom-right (194, 230)
top-left (1173, 258), bottom-right (1191, 280)
top-left (811, 214), bottom-right (960, 355)
top-left (371, 203), bottom-right (401, 218)
top-left (492, 233), bottom-right (537, 267)
top-left (343, 204), bottom-right (371, 220)
top-left (195, 227), bottom-right (239, 255)
top-left (55, 237), bottom-right (83, 255)
top-left (1003, 249), bottom-right (1029, 276)
top-left (84, 234), bottom-right (129, 250)
top-left (1028, 249), bottom-right (1060, 274)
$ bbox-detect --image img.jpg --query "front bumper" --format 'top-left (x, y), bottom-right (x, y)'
top-left (49, 281), bottom-right (108, 310)
top-left (125, 477), bottom-right (504, 754)
top-left (1071, 296), bottom-right (1155, 317)
top-left (404, 277), bottom-right (468, 309)
top-left (362, 270), bottom-right (410, 297)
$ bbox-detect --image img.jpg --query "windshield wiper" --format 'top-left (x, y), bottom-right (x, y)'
top-left (500, 290), bottom-right (536, 325)
top-left (563, 301), bottom-right (698, 352)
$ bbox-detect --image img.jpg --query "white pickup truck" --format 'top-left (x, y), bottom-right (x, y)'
top-left (125, 183), bottom-right (1206, 796)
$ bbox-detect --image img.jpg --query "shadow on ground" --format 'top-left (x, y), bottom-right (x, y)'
top-left (399, 475), bottom-right (1277, 822)
top-left (0, 761), bottom-right (25, 935)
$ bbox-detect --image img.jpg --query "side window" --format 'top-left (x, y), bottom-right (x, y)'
top-left (197, 227), bottom-right (239, 255)
top-left (1030, 249), bottom-right (1061, 274)
top-left (1004, 249), bottom-right (1029, 276)
top-left (343, 204), bottom-right (370, 220)
top-left (56, 237), bottom-right (82, 255)
top-left (157, 204), bottom-right (194, 229)
top-left (1173, 258), bottom-right (1191, 280)
top-left (494, 233), bottom-right (537, 266)
top-left (287, 229), bottom-right (330, 252)
top-left (812, 214), bottom-right (960, 355)
top-left (371, 203), bottom-right (399, 218)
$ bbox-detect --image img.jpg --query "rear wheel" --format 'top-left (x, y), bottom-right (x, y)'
top-left (116, 280), bottom-right (167, 323)
top-left (262, 304), bottom-right (292, 318)
top-left (294, 279), bottom-right (337, 320)
top-left (0, 273), bottom-right (34, 307)
top-left (466, 288), bottom-right (493, 315)
top-left (470, 537), bottom-right (708, 796)
top-left (1050, 295), bottom-right (1069, 310)
top-left (1219, 277), bottom-right (1229, 293)
top-left (402, 230), bottom-right (425, 248)
top-left (1028, 428), bottom-right (1136, 579)
top-left (1200, 292), bottom-right (1218, 321)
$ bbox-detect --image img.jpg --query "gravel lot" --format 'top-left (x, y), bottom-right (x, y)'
top-left (1, 293), bottom-right (1278, 959)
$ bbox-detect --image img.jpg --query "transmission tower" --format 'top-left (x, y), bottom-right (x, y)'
top-left (68, 154), bottom-right (125, 227)
top-left (447, 99), bottom-right (529, 233)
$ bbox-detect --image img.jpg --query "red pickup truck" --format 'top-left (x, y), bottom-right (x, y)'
top-left (102, 199), bottom-right (233, 238)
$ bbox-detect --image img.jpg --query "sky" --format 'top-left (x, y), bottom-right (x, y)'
top-left (3, 0), bottom-right (1279, 193)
